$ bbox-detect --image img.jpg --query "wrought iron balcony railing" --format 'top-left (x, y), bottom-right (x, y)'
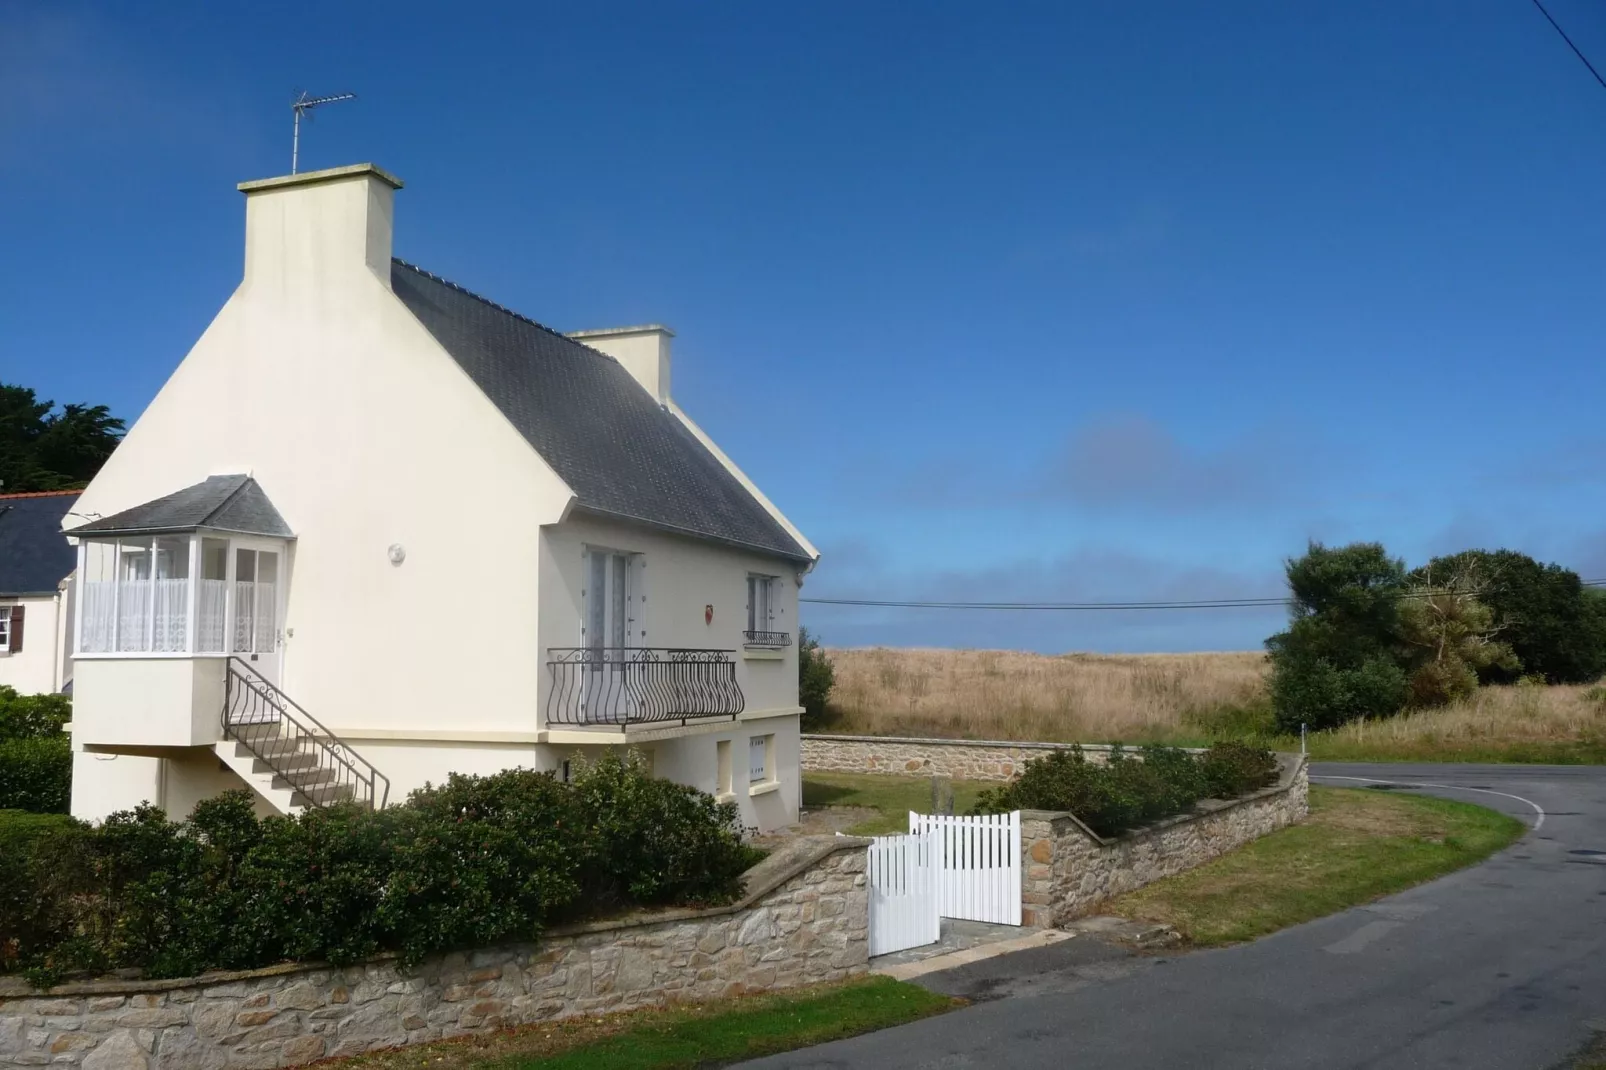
top-left (545, 647), bottom-right (744, 727)
top-left (743, 629), bottom-right (792, 648)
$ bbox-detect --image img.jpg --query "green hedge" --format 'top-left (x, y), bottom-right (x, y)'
top-left (0, 687), bottom-right (71, 813)
top-left (973, 742), bottom-right (1280, 838)
top-left (1, 752), bottom-right (762, 986)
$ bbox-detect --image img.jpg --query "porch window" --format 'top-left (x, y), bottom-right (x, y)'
top-left (197, 538), bottom-right (229, 652)
top-left (76, 534), bottom-right (283, 658)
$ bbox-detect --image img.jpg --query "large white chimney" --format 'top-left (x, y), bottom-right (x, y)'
top-left (237, 163), bottom-right (402, 295)
top-left (567, 325), bottom-right (674, 404)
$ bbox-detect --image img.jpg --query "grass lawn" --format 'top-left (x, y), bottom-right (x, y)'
top-left (801, 772), bottom-right (988, 836)
top-left (1106, 786), bottom-right (1526, 946)
top-left (333, 976), bottom-right (957, 1070)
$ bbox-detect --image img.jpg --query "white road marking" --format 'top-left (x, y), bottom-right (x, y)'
top-left (1311, 775), bottom-right (1546, 831)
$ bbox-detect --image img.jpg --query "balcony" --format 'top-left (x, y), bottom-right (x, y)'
top-left (742, 629), bottom-right (791, 649)
top-left (545, 647), bottom-right (744, 728)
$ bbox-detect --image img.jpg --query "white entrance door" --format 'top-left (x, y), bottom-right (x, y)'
top-left (232, 546), bottom-right (282, 688)
top-left (867, 830), bottom-right (941, 957)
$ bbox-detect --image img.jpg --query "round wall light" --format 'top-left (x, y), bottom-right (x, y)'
top-left (388, 544), bottom-right (407, 566)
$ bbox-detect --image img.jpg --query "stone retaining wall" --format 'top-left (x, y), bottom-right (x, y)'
top-left (0, 839), bottom-right (869, 1070)
top-left (802, 734), bottom-right (1149, 781)
top-left (1019, 753), bottom-right (1309, 927)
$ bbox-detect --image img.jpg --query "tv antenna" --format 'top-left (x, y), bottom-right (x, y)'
top-left (290, 91), bottom-right (357, 174)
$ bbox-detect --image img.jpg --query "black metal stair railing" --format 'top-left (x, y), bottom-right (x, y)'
top-left (545, 647), bottom-right (744, 727)
top-left (221, 657), bottom-right (390, 810)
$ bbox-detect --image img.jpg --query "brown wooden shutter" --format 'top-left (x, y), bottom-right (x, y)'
top-left (9, 605), bottom-right (22, 653)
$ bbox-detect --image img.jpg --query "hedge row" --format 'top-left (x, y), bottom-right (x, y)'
top-left (1, 753), bottom-right (762, 987)
top-left (0, 687), bottom-right (71, 813)
top-left (973, 742), bottom-right (1280, 837)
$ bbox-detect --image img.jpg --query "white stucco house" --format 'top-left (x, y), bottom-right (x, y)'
top-left (64, 162), bottom-right (818, 832)
top-left (0, 490), bottom-right (79, 696)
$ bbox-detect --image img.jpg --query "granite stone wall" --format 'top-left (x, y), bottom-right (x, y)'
top-left (0, 839), bottom-right (869, 1070)
top-left (801, 734), bottom-right (1147, 781)
top-left (1018, 754), bottom-right (1309, 927)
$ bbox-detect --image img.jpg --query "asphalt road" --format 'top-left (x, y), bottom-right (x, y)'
top-left (742, 763), bottom-right (1606, 1070)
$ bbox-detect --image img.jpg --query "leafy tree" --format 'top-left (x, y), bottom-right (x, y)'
top-left (797, 626), bottom-right (836, 730)
top-left (1266, 542), bottom-right (1410, 731)
top-left (1396, 561), bottom-right (1517, 707)
top-left (1410, 550), bottom-right (1606, 685)
top-left (0, 383), bottom-right (124, 493)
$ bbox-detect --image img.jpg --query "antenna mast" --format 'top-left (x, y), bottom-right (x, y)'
top-left (290, 91), bottom-right (357, 174)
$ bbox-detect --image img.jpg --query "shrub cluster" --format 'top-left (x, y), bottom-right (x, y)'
top-left (1267, 542), bottom-right (1606, 732)
top-left (971, 741), bottom-right (1279, 838)
top-left (0, 687), bottom-right (71, 813)
top-left (0, 752), bottom-right (762, 987)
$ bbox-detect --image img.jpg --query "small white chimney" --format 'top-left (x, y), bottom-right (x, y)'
top-left (237, 163), bottom-right (402, 294)
top-left (568, 325), bottom-right (674, 404)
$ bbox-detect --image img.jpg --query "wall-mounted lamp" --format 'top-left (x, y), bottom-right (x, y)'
top-left (388, 544), bottom-right (407, 566)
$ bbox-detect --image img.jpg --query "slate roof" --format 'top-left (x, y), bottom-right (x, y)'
top-left (71, 475), bottom-right (293, 539)
top-left (391, 259), bottom-right (811, 562)
top-left (0, 491), bottom-right (81, 596)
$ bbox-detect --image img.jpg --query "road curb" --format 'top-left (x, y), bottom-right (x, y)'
top-left (871, 929), bottom-right (1075, 981)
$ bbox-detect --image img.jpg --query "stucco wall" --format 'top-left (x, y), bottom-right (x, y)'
top-left (0, 594), bottom-right (64, 696)
top-left (70, 749), bottom-right (161, 824)
top-left (0, 838), bottom-right (868, 1069)
top-left (1018, 754), bottom-right (1309, 927)
top-left (69, 171), bottom-right (575, 754)
top-left (801, 734), bottom-right (1140, 781)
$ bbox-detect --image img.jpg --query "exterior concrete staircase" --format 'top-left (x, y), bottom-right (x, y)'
top-left (219, 658), bottom-right (389, 816)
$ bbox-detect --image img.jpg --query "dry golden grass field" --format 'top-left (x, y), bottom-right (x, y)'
top-left (821, 647), bottom-right (1606, 762)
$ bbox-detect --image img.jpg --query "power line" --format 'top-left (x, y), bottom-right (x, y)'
top-left (802, 579), bottom-right (1606, 612)
top-left (1530, 0), bottom-right (1606, 92)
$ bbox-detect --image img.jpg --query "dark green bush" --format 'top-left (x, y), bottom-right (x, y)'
top-left (798, 627), bottom-right (836, 730)
top-left (1199, 741), bottom-right (1279, 798)
top-left (973, 742), bottom-right (1280, 838)
top-left (0, 687), bottom-right (72, 812)
top-left (1, 751), bottom-right (758, 984)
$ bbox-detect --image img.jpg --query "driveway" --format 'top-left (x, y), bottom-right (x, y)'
top-left (741, 763), bottom-right (1606, 1070)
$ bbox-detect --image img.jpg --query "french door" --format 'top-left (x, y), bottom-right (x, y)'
top-left (582, 548), bottom-right (639, 722)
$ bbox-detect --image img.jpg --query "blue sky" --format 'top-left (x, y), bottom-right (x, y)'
top-left (4, 1), bottom-right (1605, 653)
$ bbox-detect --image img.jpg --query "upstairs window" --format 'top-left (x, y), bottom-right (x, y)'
top-left (745, 574), bottom-right (789, 647)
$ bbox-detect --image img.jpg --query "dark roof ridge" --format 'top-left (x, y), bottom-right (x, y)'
top-left (391, 258), bottom-right (618, 366)
top-left (203, 475), bottom-right (254, 526)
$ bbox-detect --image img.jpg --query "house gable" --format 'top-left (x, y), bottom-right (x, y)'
top-left (391, 262), bottom-right (811, 564)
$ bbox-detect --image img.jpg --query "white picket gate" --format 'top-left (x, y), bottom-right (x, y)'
top-left (909, 811), bottom-right (1022, 926)
top-left (866, 830), bottom-right (940, 956)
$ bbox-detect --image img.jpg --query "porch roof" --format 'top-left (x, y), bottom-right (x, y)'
top-left (71, 475), bottom-right (294, 539)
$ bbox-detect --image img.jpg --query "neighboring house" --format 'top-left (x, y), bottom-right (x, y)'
top-left (0, 490), bottom-right (80, 695)
top-left (65, 163), bottom-right (818, 832)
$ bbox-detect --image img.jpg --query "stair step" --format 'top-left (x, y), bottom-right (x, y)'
top-left (293, 783), bottom-right (356, 807)
top-left (274, 766), bottom-right (342, 791)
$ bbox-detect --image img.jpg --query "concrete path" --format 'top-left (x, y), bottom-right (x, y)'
top-left (740, 763), bottom-right (1606, 1070)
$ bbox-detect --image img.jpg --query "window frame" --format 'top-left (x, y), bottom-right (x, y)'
top-left (0, 610), bottom-right (10, 654)
top-left (73, 532), bottom-right (287, 660)
top-left (749, 733), bottom-right (772, 785)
